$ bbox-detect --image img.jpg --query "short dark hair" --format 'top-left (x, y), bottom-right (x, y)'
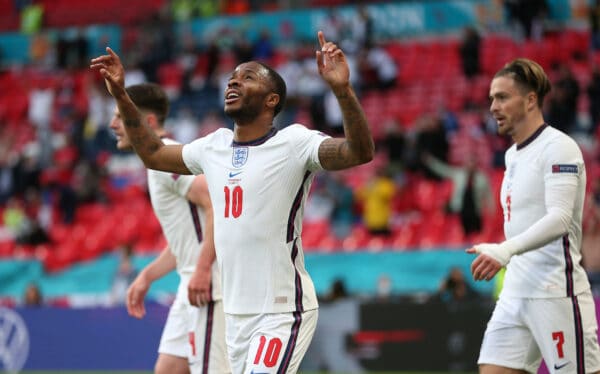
top-left (257, 62), bottom-right (287, 116)
top-left (125, 83), bottom-right (170, 125)
top-left (494, 58), bottom-right (551, 108)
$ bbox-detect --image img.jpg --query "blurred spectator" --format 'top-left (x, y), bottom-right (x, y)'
top-left (323, 90), bottom-right (344, 135)
top-left (171, 0), bottom-right (218, 21)
top-left (434, 267), bottom-right (480, 303)
top-left (294, 43), bottom-right (328, 131)
top-left (545, 64), bottom-right (580, 134)
top-left (204, 40), bottom-right (222, 89)
top-left (318, 10), bottom-right (343, 48)
top-left (42, 146), bottom-right (78, 224)
top-left (15, 187), bottom-right (51, 246)
top-left (3, 197), bottom-right (26, 239)
top-left (85, 77), bottom-right (117, 158)
top-left (136, 12), bottom-right (175, 84)
top-left (20, 2), bottom-right (43, 34)
top-left (583, 178), bottom-right (600, 295)
top-left (305, 173), bottom-right (355, 239)
top-left (323, 278), bottom-right (348, 303)
top-left (29, 32), bottom-right (54, 69)
top-left (587, 66), bottom-right (600, 136)
top-left (504, 0), bottom-right (548, 40)
top-left (352, 6), bottom-right (373, 50)
top-left (12, 142), bottom-right (41, 197)
top-left (110, 244), bottom-right (138, 306)
top-left (0, 158), bottom-right (14, 204)
top-left (176, 31), bottom-right (199, 94)
top-left (327, 173), bottom-right (356, 239)
top-left (23, 283), bottom-right (43, 307)
top-left (123, 60), bottom-right (147, 88)
top-left (590, 0), bottom-right (600, 50)
top-left (410, 114), bottom-right (449, 179)
top-left (587, 177), bottom-right (600, 233)
top-left (252, 29), bottom-right (274, 62)
top-left (56, 29), bottom-right (89, 69)
top-left (356, 166), bottom-right (396, 237)
top-left (304, 174), bottom-right (335, 223)
top-left (171, 0), bottom-right (196, 21)
top-left (275, 46), bottom-right (304, 129)
top-left (72, 158), bottom-right (108, 204)
top-left (380, 119), bottom-right (409, 180)
top-left (437, 102), bottom-right (460, 136)
top-left (28, 81), bottom-right (54, 168)
top-left (459, 27), bottom-right (481, 79)
top-left (376, 274), bottom-right (393, 302)
top-left (233, 32), bottom-right (253, 66)
top-left (422, 152), bottom-right (494, 237)
top-left (54, 75), bottom-right (76, 120)
top-left (357, 42), bottom-right (398, 92)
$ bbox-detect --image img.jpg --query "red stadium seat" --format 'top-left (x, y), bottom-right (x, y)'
top-left (0, 240), bottom-right (15, 257)
top-left (341, 225), bottom-right (370, 251)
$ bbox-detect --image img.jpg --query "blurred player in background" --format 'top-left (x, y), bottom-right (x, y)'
top-left (467, 58), bottom-right (600, 374)
top-left (92, 30), bottom-right (374, 373)
top-left (110, 83), bottom-right (229, 374)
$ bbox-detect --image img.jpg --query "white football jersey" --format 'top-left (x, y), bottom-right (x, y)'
top-left (500, 125), bottom-right (590, 298)
top-left (147, 137), bottom-right (221, 300)
top-left (182, 125), bottom-right (329, 314)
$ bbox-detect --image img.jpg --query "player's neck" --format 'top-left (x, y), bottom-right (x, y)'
top-left (233, 122), bottom-right (274, 143)
top-left (513, 114), bottom-right (546, 146)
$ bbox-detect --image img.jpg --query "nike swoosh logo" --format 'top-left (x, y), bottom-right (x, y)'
top-left (554, 362), bottom-right (570, 370)
top-left (229, 171), bottom-right (242, 178)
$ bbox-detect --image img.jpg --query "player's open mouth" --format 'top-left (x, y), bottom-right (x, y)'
top-left (225, 91), bottom-right (240, 104)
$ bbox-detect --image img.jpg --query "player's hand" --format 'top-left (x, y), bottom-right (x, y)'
top-left (316, 31), bottom-right (350, 92)
top-left (90, 47), bottom-right (127, 98)
top-left (466, 246), bottom-right (503, 281)
top-left (126, 275), bottom-right (150, 319)
top-left (188, 268), bottom-right (212, 307)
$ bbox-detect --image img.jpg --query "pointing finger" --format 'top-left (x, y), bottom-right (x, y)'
top-left (317, 31), bottom-right (326, 48)
top-left (90, 55), bottom-right (111, 64)
top-left (106, 47), bottom-right (119, 60)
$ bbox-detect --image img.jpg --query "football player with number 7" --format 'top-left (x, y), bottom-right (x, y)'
top-left (91, 30), bottom-right (374, 373)
top-left (467, 58), bottom-right (600, 374)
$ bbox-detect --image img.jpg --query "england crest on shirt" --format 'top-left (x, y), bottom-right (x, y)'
top-left (232, 147), bottom-right (249, 168)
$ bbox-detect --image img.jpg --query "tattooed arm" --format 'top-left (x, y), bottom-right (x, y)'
top-left (314, 31), bottom-right (374, 170)
top-left (91, 47), bottom-right (190, 175)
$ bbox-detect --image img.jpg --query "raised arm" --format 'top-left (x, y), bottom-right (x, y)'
top-left (315, 31), bottom-right (374, 170)
top-left (90, 47), bottom-right (190, 175)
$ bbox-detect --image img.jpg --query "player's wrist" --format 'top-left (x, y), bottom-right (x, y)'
top-left (195, 260), bottom-right (212, 274)
top-left (137, 269), bottom-right (155, 284)
top-left (475, 243), bottom-right (511, 266)
top-left (500, 238), bottom-right (522, 258)
top-left (331, 83), bottom-right (353, 98)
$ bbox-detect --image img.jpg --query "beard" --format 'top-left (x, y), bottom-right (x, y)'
top-left (224, 93), bottom-right (267, 124)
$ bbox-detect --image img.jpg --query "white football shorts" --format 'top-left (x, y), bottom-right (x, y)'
top-left (226, 308), bottom-right (318, 374)
top-left (158, 274), bottom-right (230, 373)
top-left (478, 291), bottom-right (600, 373)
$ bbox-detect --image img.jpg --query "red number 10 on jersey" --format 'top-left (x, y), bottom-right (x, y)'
top-left (224, 186), bottom-right (243, 218)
